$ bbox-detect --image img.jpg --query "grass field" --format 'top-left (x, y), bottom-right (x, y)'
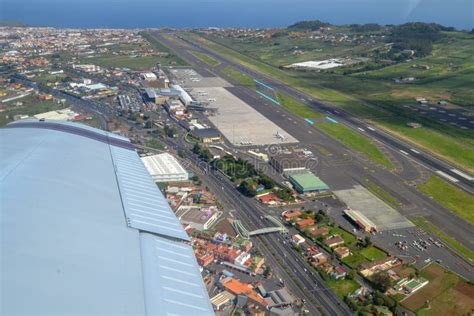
top-left (318, 121), bottom-right (394, 169)
top-left (410, 216), bottom-right (474, 262)
top-left (363, 178), bottom-right (402, 208)
top-left (417, 176), bottom-right (474, 225)
top-left (359, 246), bottom-right (388, 261)
top-left (417, 281), bottom-right (474, 316)
top-left (276, 92), bottom-right (393, 169)
top-left (342, 253), bottom-right (367, 268)
top-left (342, 246), bottom-right (388, 268)
top-left (222, 66), bottom-right (255, 88)
top-left (401, 264), bottom-right (473, 315)
top-left (145, 138), bottom-right (166, 150)
top-left (0, 95), bottom-right (66, 127)
top-left (326, 278), bottom-right (360, 299)
top-left (192, 50), bottom-right (220, 66)
top-left (188, 31), bottom-right (474, 172)
top-left (141, 32), bottom-right (187, 66)
top-left (329, 226), bottom-right (358, 246)
top-left (277, 92), bottom-right (323, 120)
top-left (33, 73), bottom-right (67, 84)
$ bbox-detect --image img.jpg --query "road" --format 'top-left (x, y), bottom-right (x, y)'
top-left (149, 32), bottom-right (474, 261)
top-left (165, 133), bottom-right (352, 315)
top-left (172, 32), bottom-right (474, 194)
top-left (11, 74), bottom-right (117, 130)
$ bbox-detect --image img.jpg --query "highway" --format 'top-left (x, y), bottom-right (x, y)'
top-left (148, 31), bottom-right (474, 257)
top-left (171, 32), bottom-right (474, 194)
top-left (165, 134), bottom-right (352, 316)
top-left (11, 74), bottom-right (111, 130)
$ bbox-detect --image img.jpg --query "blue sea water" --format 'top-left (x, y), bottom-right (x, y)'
top-left (1, 0), bottom-right (473, 30)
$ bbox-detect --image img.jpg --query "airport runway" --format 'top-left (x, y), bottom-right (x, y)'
top-left (171, 32), bottom-right (474, 194)
top-left (149, 31), bottom-right (474, 260)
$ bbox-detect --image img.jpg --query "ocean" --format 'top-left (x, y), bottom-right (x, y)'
top-left (1, 0), bottom-right (473, 30)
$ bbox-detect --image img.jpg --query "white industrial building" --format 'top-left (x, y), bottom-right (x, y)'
top-left (170, 84), bottom-right (193, 106)
top-left (141, 153), bottom-right (188, 182)
top-left (141, 72), bottom-right (157, 81)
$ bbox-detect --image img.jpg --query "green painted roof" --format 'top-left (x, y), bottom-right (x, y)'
top-left (289, 172), bottom-right (329, 191)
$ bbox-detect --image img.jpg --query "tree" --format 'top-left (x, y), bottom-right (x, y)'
top-left (144, 120), bottom-right (153, 129)
top-left (315, 210), bottom-right (326, 223)
top-left (135, 117), bottom-right (144, 125)
top-left (288, 20), bottom-right (331, 31)
top-left (371, 272), bottom-right (393, 292)
top-left (274, 187), bottom-right (293, 201)
top-left (364, 236), bottom-right (372, 247)
top-left (258, 175), bottom-right (276, 189)
top-left (263, 266), bottom-right (271, 278)
top-left (238, 180), bottom-right (257, 197)
top-left (163, 124), bottom-right (176, 137)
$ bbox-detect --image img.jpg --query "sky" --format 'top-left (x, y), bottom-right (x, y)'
top-left (1, 0), bottom-right (473, 29)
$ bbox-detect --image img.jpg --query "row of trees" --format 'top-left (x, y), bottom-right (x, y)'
top-left (389, 22), bottom-right (445, 57)
top-left (193, 143), bottom-right (213, 162)
top-left (288, 20), bottom-right (331, 31)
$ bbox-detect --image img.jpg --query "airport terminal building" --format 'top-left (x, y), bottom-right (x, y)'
top-left (0, 120), bottom-right (213, 315)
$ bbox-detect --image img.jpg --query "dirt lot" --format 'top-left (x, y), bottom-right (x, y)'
top-left (214, 218), bottom-right (237, 238)
top-left (419, 281), bottom-right (474, 316)
top-left (401, 264), bottom-right (474, 315)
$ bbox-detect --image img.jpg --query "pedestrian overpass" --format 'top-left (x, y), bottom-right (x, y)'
top-left (233, 215), bottom-right (287, 239)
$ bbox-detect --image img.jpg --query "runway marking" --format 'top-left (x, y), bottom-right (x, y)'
top-left (305, 118), bottom-right (315, 125)
top-left (450, 169), bottom-right (474, 181)
top-left (255, 90), bottom-right (280, 105)
top-left (436, 170), bottom-right (459, 183)
top-left (254, 79), bottom-right (274, 91)
top-left (357, 127), bottom-right (365, 132)
top-left (400, 150), bottom-right (409, 156)
top-left (325, 116), bottom-right (338, 123)
top-left (367, 126), bottom-right (375, 131)
top-left (410, 149), bottom-right (420, 154)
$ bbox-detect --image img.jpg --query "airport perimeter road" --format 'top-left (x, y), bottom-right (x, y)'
top-left (165, 135), bottom-right (351, 316)
top-left (162, 32), bottom-right (474, 193)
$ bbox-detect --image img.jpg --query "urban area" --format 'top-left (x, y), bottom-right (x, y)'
top-left (1, 24), bottom-right (473, 316)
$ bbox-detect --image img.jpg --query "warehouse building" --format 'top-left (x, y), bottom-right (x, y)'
top-left (288, 171), bottom-right (329, 193)
top-left (191, 128), bottom-right (222, 143)
top-left (343, 208), bottom-right (378, 232)
top-left (170, 84), bottom-right (193, 106)
top-left (270, 153), bottom-right (307, 174)
top-left (141, 153), bottom-right (188, 182)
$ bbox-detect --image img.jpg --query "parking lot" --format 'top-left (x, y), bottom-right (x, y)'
top-left (372, 226), bottom-right (474, 279)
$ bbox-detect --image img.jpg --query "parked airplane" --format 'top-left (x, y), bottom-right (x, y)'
top-left (276, 131), bottom-right (285, 140)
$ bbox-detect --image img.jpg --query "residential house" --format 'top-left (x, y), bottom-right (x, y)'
top-left (324, 235), bottom-right (344, 248)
